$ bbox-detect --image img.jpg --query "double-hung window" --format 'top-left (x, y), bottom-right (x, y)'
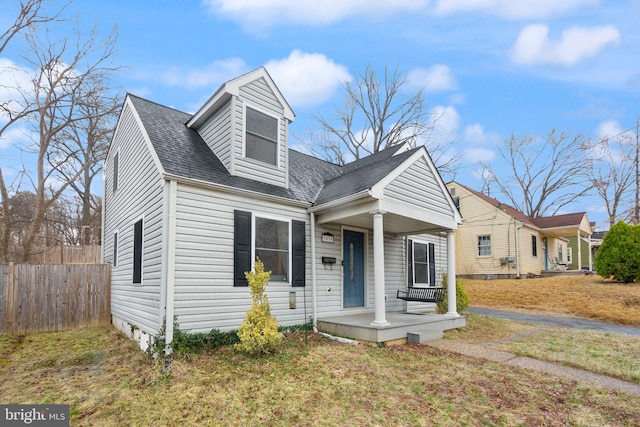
top-left (255, 216), bottom-right (289, 282)
top-left (245, 107), bottom-right (278, 166)
top-left (478, 235), bottom-right (491, 256)
top-left (407, 239), bottom-right (436, 287)
top-left (234, 210), bottom-right (305, 287)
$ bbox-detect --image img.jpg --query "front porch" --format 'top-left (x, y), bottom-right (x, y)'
top-left (317, 312), bottom-right (467, 345)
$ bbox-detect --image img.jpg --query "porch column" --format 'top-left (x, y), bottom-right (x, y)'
top-left (445, 230), bottom-right (459, 317)
top-left (577, 230), bottom-right (582, 270)
top-left (370, 210), bottom-right (389, 326)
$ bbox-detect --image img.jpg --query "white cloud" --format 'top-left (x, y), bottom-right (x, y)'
top-left (203, 0), bottom-right (427, 30)
top-left (463, 147), bottom-right (495, 163)
top-left (0, 58), bottom-right (34, 119)
top-left (407, 64), bottom-right (458, 93)
top-left (462, 123), bottom-right (501, 145)
top-left (427, 105), bottom-right (460, 146)
top-left (596, 119), bottom-right (623, 140)
top-left (265, 50), bottom-right (350, 108)
top-left (511, 24), bottom-right (621, 67)
top-left (160, 58), bottom-right (248, 89)
top-left (0, 126), bottom-right (30, 149)
top-left (433, 0), bottom-right (598, 19)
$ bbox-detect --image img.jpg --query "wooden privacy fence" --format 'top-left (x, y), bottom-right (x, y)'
top-left (0, 263), bottom-right (111, 335)
top-left (27, 245), bottom-right (102, 264)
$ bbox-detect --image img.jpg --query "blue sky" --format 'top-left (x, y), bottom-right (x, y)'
top-left (1, 0), bottom-right (639, 228)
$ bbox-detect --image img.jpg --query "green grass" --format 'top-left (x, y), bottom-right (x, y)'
top-left (0, 326), bottom-right (639, 426)
top-left (446, 313), bottom-right (640, 385)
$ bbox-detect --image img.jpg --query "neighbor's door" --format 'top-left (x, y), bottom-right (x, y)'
top-left (343, 230), bottom-right (365, 307)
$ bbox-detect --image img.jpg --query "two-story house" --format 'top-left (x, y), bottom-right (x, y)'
top-left (102, 67), bottom-right (464, 349)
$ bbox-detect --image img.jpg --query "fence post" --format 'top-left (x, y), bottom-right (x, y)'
top-left (6, 262), bottom-right (14, 335)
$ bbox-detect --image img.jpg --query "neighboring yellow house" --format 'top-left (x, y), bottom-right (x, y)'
top-left (447, 182), bottom-right (593, 279)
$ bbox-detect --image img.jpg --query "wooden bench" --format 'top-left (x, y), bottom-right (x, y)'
top-left (397, 287), bottom-right (444, 303)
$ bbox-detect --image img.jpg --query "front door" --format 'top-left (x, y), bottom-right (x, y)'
top-left (343, 230), bottom-right (365, 307)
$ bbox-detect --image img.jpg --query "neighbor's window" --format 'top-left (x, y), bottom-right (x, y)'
top-left (531, 235), bottom-right (537, 257)
top-left (557, 243), bottom-right (563, 263)
top-left (478, 235), bottom-right (491, 256)
top-left (567, 247), bottom-right (573, 264)
top-left (255, 216), bottom-right (289, 281)
top-left (245, 107), bottom-right (278, 166)
top-left (133, 218), bottom-right (143, 284)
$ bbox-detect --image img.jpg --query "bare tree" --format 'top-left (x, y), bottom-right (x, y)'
top-left (307, 63), bottom-right (459, 178)
top-left (0, 0), bottom-right (70, 262)
top-left (480, 130), bottom-right (592, 218)
top-left (0, 0), bottom-right (68, 55)
top-left (584, 133), bottom-right (635, 227)
top-left (54, 86), bottom-right (120, 244)
top-left (13, 23), bottom-right (119, 261)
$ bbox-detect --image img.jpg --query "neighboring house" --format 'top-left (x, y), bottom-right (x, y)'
top-left (102, 67), bottom-right (463, 350)
top-left (447, 182), bottom-right (593, 279)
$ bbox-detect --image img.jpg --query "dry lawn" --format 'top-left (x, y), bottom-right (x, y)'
top-left (1, 326), bottom-right (639, 426)
top-left (464, 274), bottom-right (640, 327)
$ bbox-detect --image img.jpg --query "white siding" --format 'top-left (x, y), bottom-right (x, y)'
top-left (232, 78), bottom-right (288, 188)
top-left (103, 101), bottom-right (165, 337)
top-left (171, 183), bottom-right (449, 332)
top-left (172, 183), bottom-right (310, 332)
top-left (197, 99), bottom-right (232, 171)
top-left (384, 157), bottom-right (453, 217)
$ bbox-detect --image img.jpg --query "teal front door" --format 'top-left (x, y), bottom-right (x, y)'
top-left (343, 230), bottom-right (365, 307)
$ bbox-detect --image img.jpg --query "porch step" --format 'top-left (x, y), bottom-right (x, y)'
top-left (407, 330), bottom-right (443, 344)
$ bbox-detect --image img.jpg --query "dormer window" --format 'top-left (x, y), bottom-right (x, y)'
top-left (245, 106), bottom-right (278, 166)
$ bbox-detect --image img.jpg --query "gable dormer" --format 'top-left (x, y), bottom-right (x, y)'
top-left (186, 67), bottom-right (295, 188)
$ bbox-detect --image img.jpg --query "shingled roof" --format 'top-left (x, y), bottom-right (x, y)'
top-left (127, 94), bottom-right (415, 206)
top-left (452, 181), bottom-right (589, 232)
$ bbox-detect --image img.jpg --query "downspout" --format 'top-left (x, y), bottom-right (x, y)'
top-left (164, 180), bottom-right (178, 352)
top-left (310, 211), bottom-right (318, 332)
top-left (515, 223), bottom-right (523, 279)
top-left (101, 168), bottom-right (106, 264)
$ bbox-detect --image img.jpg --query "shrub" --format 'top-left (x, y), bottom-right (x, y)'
top-left (437, 273), bottom-right (470, 314)
top-left (594, 221), bottom-right (640, 283)
top-left (235, 259), bottom-right (284, 354)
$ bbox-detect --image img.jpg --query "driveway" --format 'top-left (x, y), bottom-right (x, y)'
top-left (467, 307), bottom-right (640, 336)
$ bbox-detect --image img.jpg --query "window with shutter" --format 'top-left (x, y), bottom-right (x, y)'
top-left (133, 218), bottom-right (143, 284)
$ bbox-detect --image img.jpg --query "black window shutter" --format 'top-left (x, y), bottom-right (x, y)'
top-left (407, 239), bottom-right (414, 288)
top-left (428, 242), bottom-right (436, 286)
top-left (291, 220), bottom-right (306, 287)
top-left (234, 210), bottom-right (252, 286)
top-left (133, 219), bottom-right (143, 284)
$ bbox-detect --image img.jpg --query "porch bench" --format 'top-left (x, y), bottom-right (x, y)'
top-left (397, 287), bottom-right (444, 303)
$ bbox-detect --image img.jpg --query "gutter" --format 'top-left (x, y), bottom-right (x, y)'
top-left (308, 189), bottom-right (372, 213)
top-left (162, 172), bottom-right (311, 209)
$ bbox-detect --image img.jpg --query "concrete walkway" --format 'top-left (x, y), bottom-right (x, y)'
top-left (425, 307), bottom-right (640, 396)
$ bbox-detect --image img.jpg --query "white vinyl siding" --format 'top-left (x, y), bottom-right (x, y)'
top-left (103, 100), bottom-right (165, 337)
top-left (172, 184), bottom-right (307, 332)
top-left (384, 157), bottom-right (453, 217)
top-left (197, 99), bottom-right (233, 171)
top-left (232, 78), bottom-right (288, 188)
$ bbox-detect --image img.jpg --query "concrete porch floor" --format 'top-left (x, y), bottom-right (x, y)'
top-left (317, 312), bottom-right (466, 344)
